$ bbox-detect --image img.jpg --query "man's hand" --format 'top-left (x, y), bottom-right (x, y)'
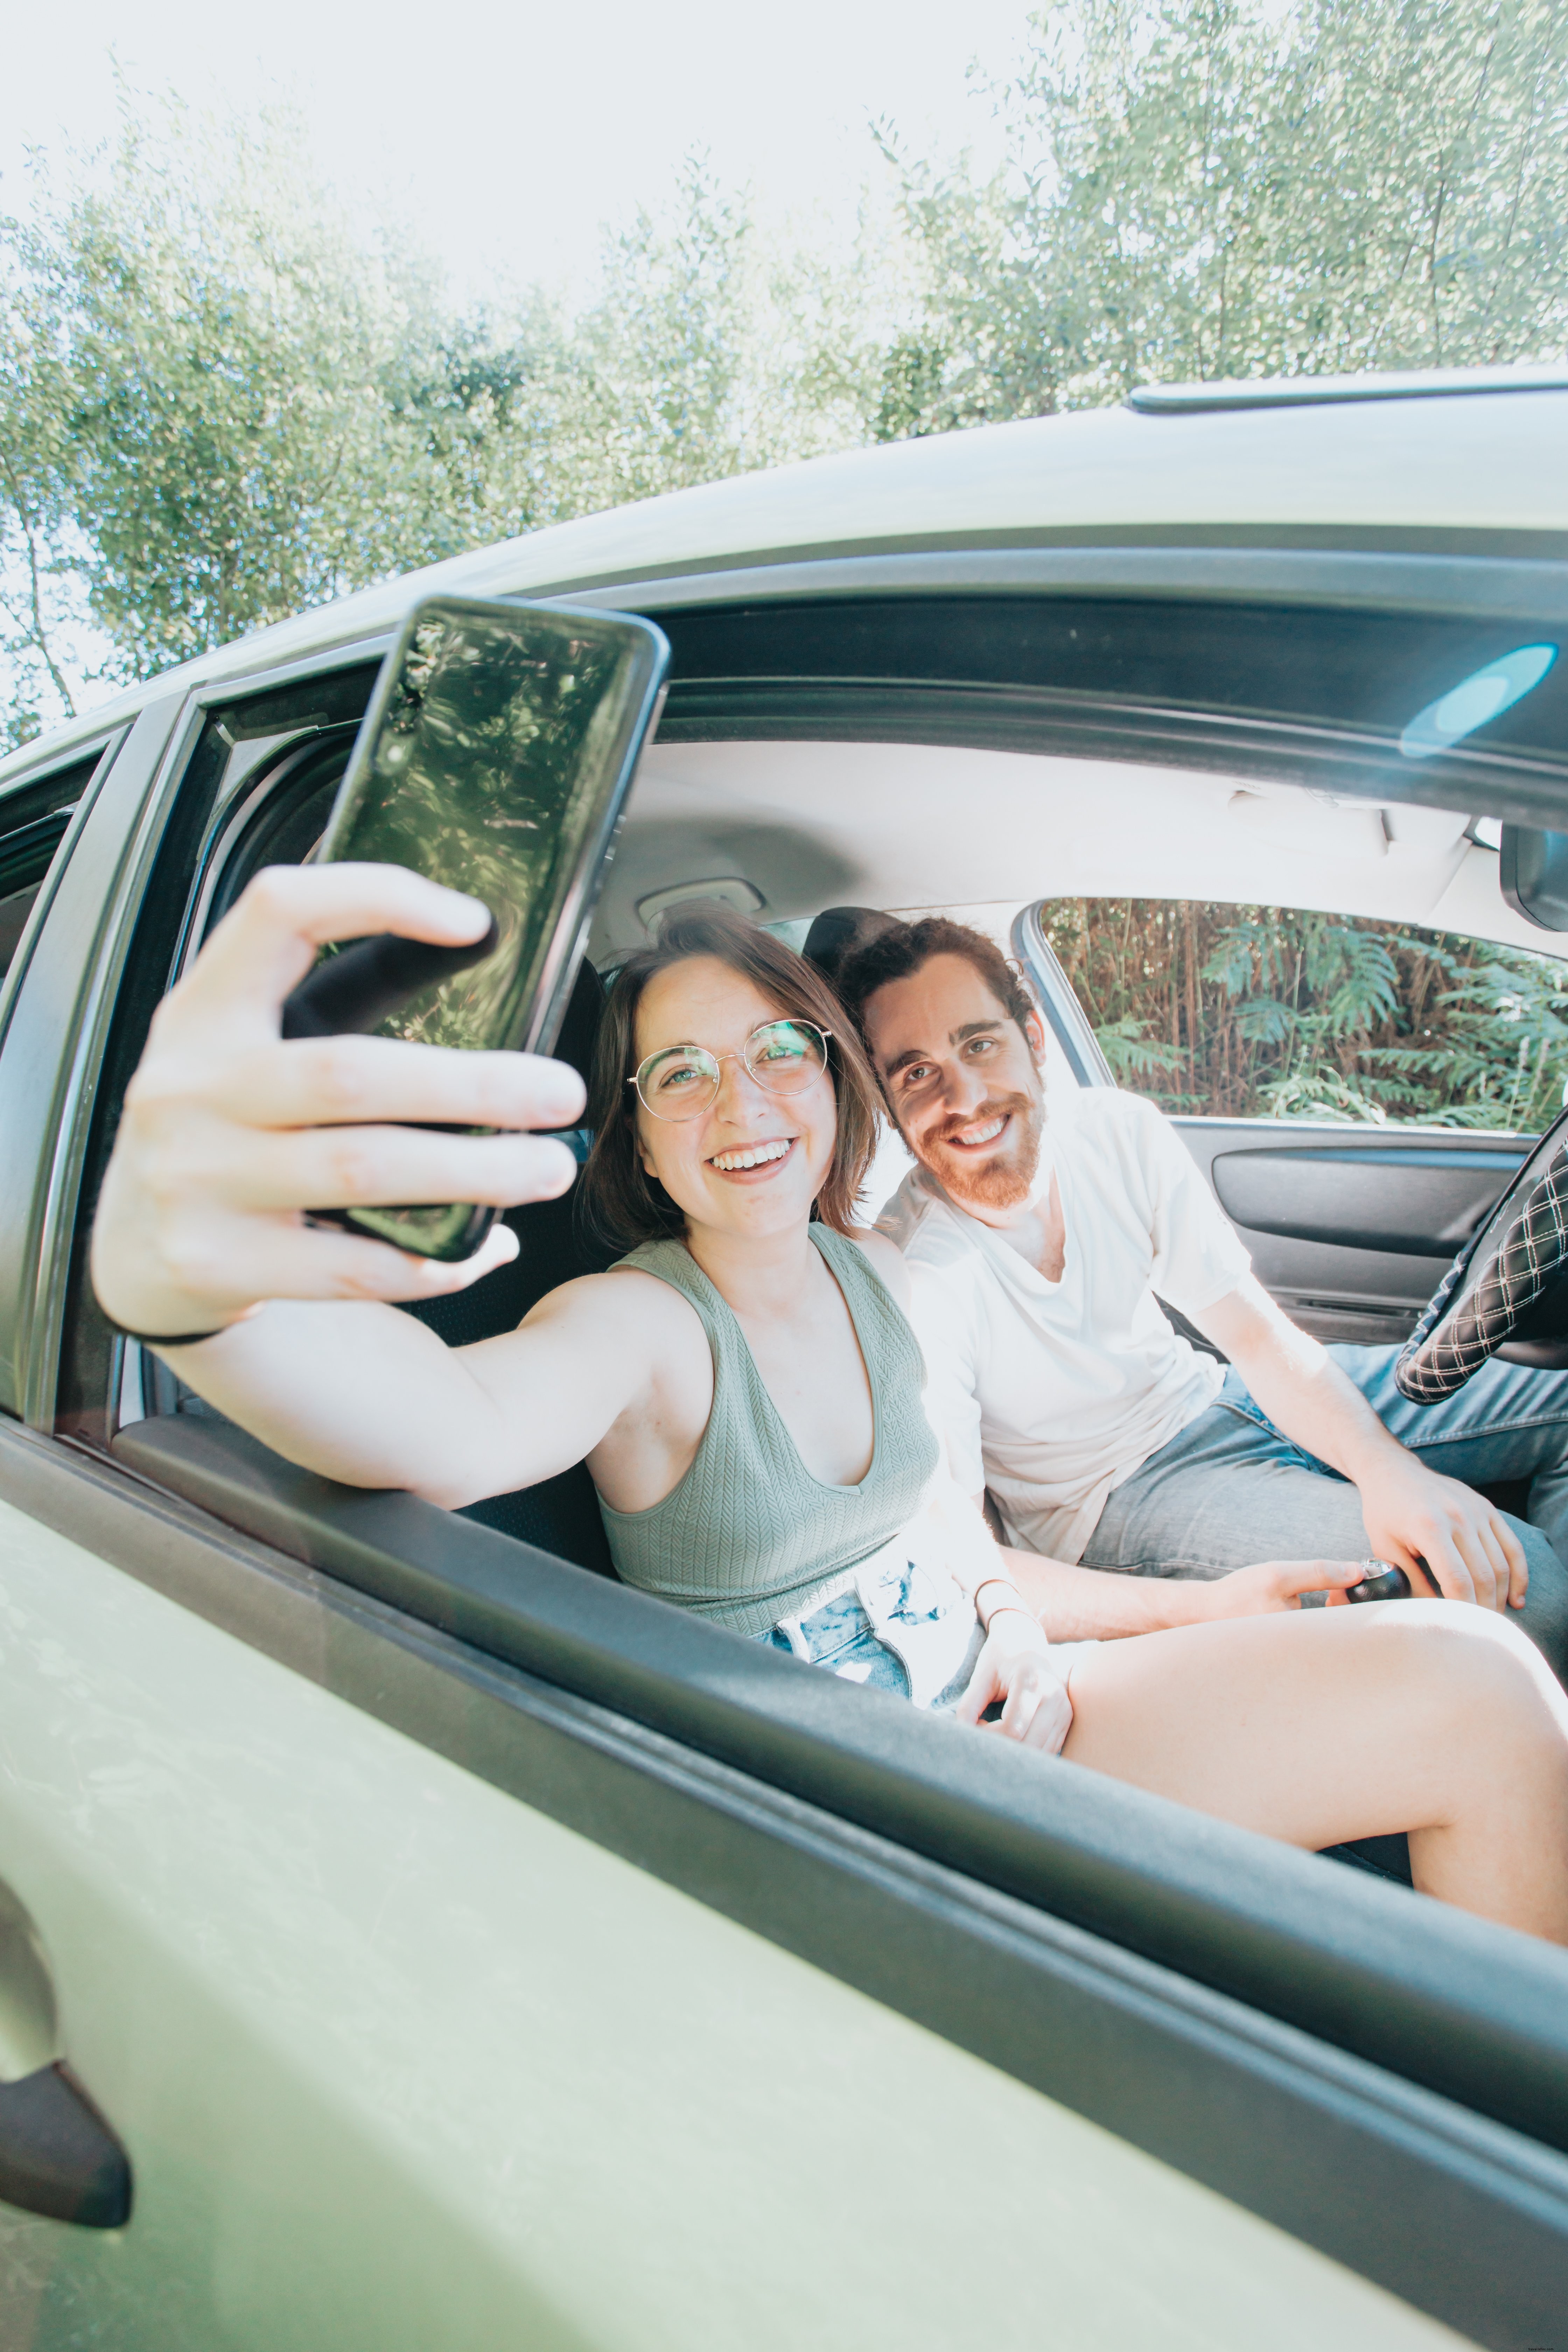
top-left (1197, 1275), bottom-right (1528, 1617)
top-left (1355, 1456), bottom-right (1527, 1613)
top-left (1200, 1558), bottom-right (1373, 1618)
top-left (954, 1611), bottom-right (1073, 1752)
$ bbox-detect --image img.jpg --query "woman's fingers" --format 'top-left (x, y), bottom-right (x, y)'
top-left (146, 1210), bottom-right (523, 1320)
top-left (1021, 1675), bottom-right (1074, 1754)
top-left (991, 1657), bottom-right (1072, 1752)
top-left (208, 1035), bottom-right (586, 1137)
top-left (1312, 1559), bottom-right (1371, 1609)
top-left (186, 1119), bottom-right (580, 1213)
top-left (166, 864), bottom-right (492, 1037)
top-left (953, 1657), bottom-right (1003, 1728)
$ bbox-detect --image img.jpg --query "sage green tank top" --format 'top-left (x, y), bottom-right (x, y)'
top-left (598, 1227), bottom-right (939, 1637)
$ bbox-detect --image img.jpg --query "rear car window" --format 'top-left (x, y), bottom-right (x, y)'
top-left (0, 757), bottom-right (99, 983)
top-left (1037, 896), bottom-right (1568, 1134)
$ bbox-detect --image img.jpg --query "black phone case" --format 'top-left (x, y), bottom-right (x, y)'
top-left (285, 594), bottom-right (668, 1261)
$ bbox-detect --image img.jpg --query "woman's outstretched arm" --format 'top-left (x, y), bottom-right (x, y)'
top-left (91, 863), bottom-right (646, 1506)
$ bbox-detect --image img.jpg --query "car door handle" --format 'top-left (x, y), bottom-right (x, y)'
top-left (0, 2065), bottom-right (131, 2227)
top-left (0, 1879), bottom-right (131, 2227)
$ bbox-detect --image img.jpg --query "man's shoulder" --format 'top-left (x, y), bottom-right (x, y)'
top-left (876, 1170), bottom-right (980, 1269)
top-left (1060, 1083), bottom-right (1170, 1169)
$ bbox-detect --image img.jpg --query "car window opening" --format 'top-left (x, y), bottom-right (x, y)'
top-left (79, 637), bottom-right (1568, 1967)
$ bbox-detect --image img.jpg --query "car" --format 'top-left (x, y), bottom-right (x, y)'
top-left (2, 362), bottom-right (1567, 2351)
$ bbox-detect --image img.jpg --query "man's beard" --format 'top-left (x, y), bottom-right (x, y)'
top-left (917, 1088), bottom-right (1044, 1211)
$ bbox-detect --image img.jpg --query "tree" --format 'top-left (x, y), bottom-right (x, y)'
top-left (0, 113), bottom-right (838, 748)
top-left (7, 6), bottom-right (1568, 750)
top-left (1039, 896), bottom-right (1568, 1130)
top-left (0, 94), bottom-right (557, 705)
top-left (874, 0), bottom-right (1568, 433)
top-left (0, 219), bottom-right (88, 744)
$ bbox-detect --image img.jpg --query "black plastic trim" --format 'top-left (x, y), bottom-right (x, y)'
top-left (656, 676), bottom-right (1568, 831)
top-left (1128, 370), bottom-right (1568, 414)
top-left (569, 546), bottom-right (1568, 627)
top-left (1212, 1144), bottom-right (1528, 1255)
top-left (0, 2065), bottom-right (132, 2228)
top-left (3, 1416), bottom-right (1567, 2344)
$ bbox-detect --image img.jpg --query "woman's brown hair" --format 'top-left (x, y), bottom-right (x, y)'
top-left (581, 903), bottom-right (882, 1254)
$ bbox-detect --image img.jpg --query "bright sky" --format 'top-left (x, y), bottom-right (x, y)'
top-left (1, 0), bottom-right (1029, 301)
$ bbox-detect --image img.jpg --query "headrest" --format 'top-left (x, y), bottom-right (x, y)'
top-left (553, 956), bottom-right (608, 1085)
top-left (802, 905), bottom-right (902, 994)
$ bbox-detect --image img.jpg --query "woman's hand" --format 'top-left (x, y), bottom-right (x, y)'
top-left (1199, 1558), bottom-right (1371, 1617)
top-left (954, 1610), bottom-right (1074, 1754)
top-left (91, 863), bottom-right (587, 1339)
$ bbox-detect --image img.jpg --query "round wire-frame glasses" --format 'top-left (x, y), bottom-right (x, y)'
top-left (630, 1020), bottom-right (833, 1122)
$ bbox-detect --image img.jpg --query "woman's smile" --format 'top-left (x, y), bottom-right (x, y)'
top-left (707, 1135), bottom-right (798, 1177)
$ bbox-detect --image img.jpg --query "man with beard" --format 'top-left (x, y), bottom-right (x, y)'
top-left (831, 913), bottom-right (1568, 1670)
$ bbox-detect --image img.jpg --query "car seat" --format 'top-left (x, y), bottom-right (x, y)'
top-left (802, 904), bottom-right (902, 993)
top-left (399, 957), bottom-right (621, 1575)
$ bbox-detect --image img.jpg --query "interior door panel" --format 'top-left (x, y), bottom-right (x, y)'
top-left (1173, 1119), bottom-right (1530, 1345)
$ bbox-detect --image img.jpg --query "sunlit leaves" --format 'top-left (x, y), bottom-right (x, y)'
top-left (876, 0), bottom-right (1568, 432)
top-left (1042, 894), bottom-right (1568, 1131)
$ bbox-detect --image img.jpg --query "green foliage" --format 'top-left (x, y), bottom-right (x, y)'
top-left (5, 0), bottom-right (1568, 748)
top-left (877, 0), bottom-right (1568, 429)
top-left (1040, 896), bottom-right (1568, 1132)
top-left (0, 112), bottom-right (862, 745)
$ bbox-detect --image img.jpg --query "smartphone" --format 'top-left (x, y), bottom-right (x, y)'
top-left (284, 593), bottom-right (669, 1260)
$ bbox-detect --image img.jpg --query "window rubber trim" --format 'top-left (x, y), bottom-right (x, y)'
top-left (0, 1412), bottom-right (1563, 2352)
top-left (1009, 902), bottom-right (1115, 1087)
top-left (653, 674), bottom-right (1568, 831)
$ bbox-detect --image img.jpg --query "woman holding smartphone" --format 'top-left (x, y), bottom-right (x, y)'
top-left (92, 866), bottom-right (1568, 1942)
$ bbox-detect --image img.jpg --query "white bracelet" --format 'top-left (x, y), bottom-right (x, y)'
top-left (973, 1574), bottom-right (1022, 1610)
top-left (982, 1602), bottom-right (1040, 1634)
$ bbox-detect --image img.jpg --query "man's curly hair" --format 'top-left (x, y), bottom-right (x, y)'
top-left (834, 916), bottom-right (1036, 1066)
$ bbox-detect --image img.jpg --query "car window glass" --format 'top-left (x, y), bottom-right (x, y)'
top-left (0, 757), bottom-right (100, 984)
top-left (1036, 896), bottom-right (1568, 1135)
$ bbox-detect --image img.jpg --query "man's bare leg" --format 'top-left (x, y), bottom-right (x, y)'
top-left (1059, 1602), bottom-right (1568, 1943)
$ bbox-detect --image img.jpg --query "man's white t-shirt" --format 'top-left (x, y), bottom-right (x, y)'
top-left (877, 1087), bottom-right (1252, 1564)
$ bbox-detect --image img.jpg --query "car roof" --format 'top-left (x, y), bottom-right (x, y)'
top-left (7, 374), bottom-right (1567, 786)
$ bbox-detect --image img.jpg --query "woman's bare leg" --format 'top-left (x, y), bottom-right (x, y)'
top-left (1059, 1601), bottom-right (1568, 1942)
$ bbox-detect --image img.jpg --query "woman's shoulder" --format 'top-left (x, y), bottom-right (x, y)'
top-left (834, 1223), bottom-right (914, 1314)
top-left (520, 1260), bottom-right (710, 1353)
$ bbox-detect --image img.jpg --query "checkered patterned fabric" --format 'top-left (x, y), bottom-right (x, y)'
top-left (1395, 1146), bottom-right (1568, 1402)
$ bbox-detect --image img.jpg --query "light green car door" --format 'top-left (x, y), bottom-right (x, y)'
top-left (0, 1463), bottom-right (1460, 2352)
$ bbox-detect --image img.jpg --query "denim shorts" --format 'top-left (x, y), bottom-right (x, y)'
top-left (758, 1555), bottom-right (985, 1711)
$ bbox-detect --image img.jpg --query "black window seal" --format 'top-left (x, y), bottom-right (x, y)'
top-left (560, 544), bottom-right (1568, 627)
top-left (29, 657), bottom-right (385, 1443)
top-left (0, 734), bottom-right (125, 1051)
top-left (3, 1411), bottom-right (1564, 2352)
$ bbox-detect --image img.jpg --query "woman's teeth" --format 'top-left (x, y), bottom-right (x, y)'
top-left (710, 1139), bottom-right (792, 1172)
